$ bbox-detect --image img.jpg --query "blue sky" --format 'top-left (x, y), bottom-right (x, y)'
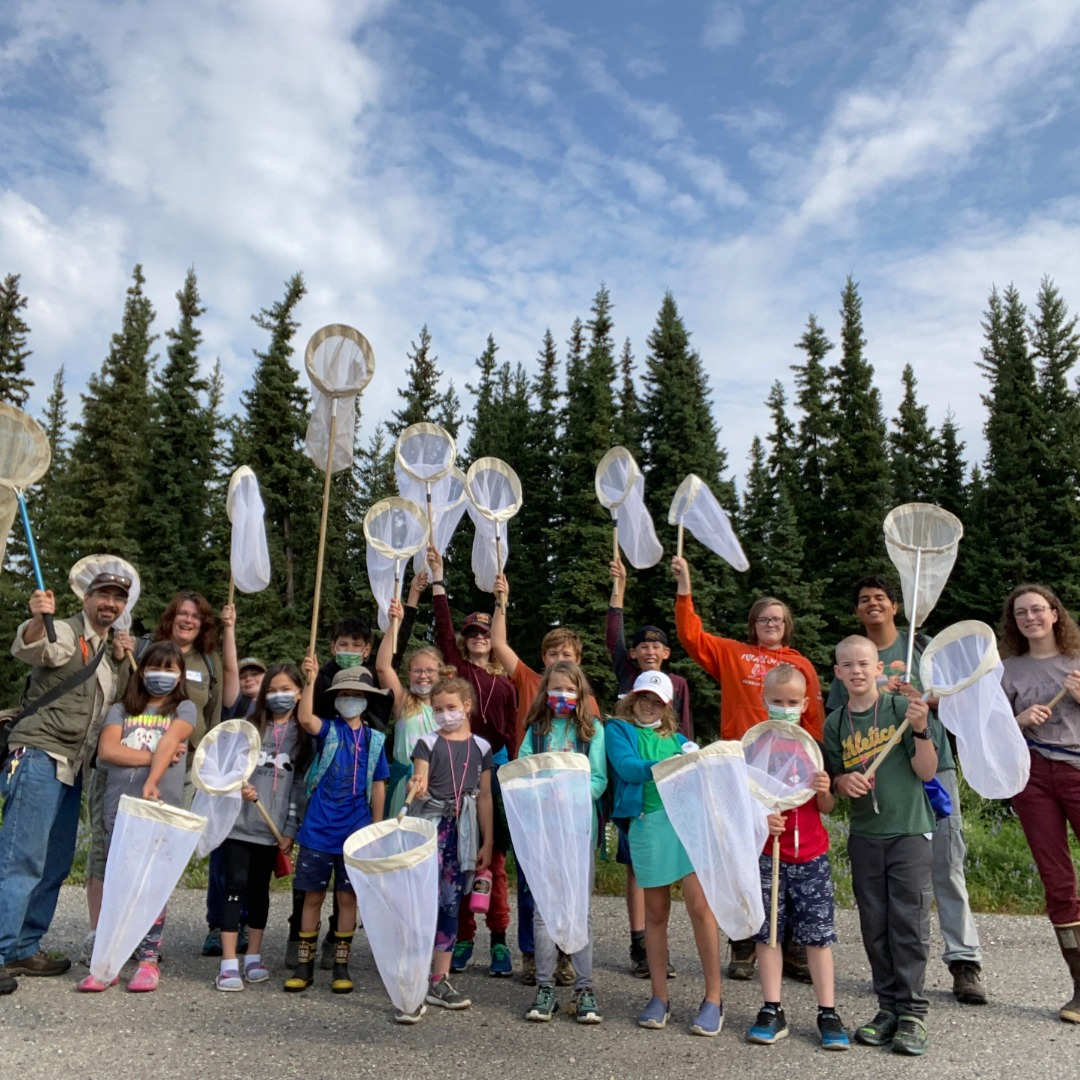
top-left (3, 0), bottom-right (1080, 484)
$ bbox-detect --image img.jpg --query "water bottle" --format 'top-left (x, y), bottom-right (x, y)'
top-left (470, 868), bottom-right (493, 913)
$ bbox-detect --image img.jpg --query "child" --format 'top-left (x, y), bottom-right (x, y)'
top-left (606, 670), bottom-right (724, 1036)
top-left (608, 555), bottom-right (690, 978)
top-left (746, 664), bottom-right (848, 1050)
top-left (215, 663), bottom-right (309, 991)
top-left (518, 661), bottom-right (606, 1024)
top-left (824, 636), bottom-right (937, 1057)
top-left (428, 545), bottom-right (518, 978)
top-left (78, 642), bottom-right (195, 993)
top-left (401, 674), bottom-right (495, 1023)
top-left (285, 658), bottom-right (390, 994)
top-left (376, 596), bottom-right (442, 815)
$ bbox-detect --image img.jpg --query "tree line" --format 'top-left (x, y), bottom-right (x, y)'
top-left (1, 267), bottom-right (1077, 738)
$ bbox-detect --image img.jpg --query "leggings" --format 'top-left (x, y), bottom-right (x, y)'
top-left (221, 838), bottom-right (278, 933)
top-left (435, 816), bottom-right (468, 953)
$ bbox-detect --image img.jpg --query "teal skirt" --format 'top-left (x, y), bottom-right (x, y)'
top-left (628, 807), bottom-right (694, 887)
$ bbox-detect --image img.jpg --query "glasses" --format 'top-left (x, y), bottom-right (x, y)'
top-left (1014, 605), bottom-right (1051, 619)
top-left (755, 616), bottom-right (784, 627)
top-left (410, 669), bottom-right (439, 678)
top-left (465, 630), bottom-right (491, 639)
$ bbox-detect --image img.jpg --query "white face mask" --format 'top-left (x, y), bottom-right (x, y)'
top-left (337, 696), bottom-right (367, 719)
top-left (766, 704), bottom-right (802, 723)
top-left (434, 708), bottom-right (466, 732)
top-left (410, 682), bottom-right (433, 697)
top-left (633, 716), bottom-right (662, 729)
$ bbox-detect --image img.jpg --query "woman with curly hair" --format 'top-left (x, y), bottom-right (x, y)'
top-left (1000, 583), bottom-right (1080, 1024)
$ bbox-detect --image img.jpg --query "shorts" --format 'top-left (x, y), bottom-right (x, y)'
top-left (87, 766), bottom-right (108, 880)
top-left (292, 846), bottom-right (354, 895)
top-left (751, 851), bottom-right (837, 947)
top-left (627, 808), bottom-right (694, 888)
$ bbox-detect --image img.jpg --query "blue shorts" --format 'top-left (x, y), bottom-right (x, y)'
top-left (293, 847), bottom-right (354, 895)
top-left (751, 851), bottom-right (836, 947)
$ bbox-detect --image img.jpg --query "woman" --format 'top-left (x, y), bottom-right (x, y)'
top-left (1000, 584), bottom-right (1080, 1024)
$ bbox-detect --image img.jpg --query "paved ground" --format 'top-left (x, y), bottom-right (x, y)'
top-left (2, 888), bottom-right (1078, 1079)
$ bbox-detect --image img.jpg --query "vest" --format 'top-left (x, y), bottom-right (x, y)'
top-left (305, 722), bottom-right (386, 806)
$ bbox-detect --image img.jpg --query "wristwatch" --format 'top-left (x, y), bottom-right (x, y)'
top-left (912, 727), bottom-right (932, 740)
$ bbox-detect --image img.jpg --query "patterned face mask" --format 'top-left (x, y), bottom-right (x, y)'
top-left (547, 690), bottom-right (578, 717)
top-left (434, 708), bottom-right (466, 732)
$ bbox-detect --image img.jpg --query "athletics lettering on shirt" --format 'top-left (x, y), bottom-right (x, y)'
top-left (120, 713), bottom-right (174, 753)
top-left (840, 723), bottom-right (898, 772)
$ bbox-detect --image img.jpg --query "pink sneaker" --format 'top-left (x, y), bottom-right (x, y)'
top-left (77, 973), bottom-right (119, 992)
top-left (127, 962), bottom-right (160, 993)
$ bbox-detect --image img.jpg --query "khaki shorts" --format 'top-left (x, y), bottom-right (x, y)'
top-left (87, 765), bottom-right (109, 881)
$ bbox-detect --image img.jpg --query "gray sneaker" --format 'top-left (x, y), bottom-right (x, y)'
top-left (425, 976), bottom-right (471, 1010)
top-left (394, 1002), bottom-right (427, 1024)
top-left (525, 985), bottom-right (559, 1022)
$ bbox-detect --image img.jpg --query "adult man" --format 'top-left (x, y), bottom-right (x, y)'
top-left (826, 575), bottom-right (987, 1006)
top-left (0, 558), bottom-right (135, 995)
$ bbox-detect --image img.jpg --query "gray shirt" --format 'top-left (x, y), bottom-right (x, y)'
top-left (230, 716), bottom-right (302, 843)
top-left (1001, 651), bottom-right (1080, 769)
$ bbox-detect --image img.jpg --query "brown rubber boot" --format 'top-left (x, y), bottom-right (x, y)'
top-left (1054, 923), bottom-right (1080, 1023)
top-left (283, 929), bottom-right (318, 992)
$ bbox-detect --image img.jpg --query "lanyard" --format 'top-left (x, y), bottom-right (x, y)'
top-left (348, 725), bottom-right (365, 797)
top-left (445, 736), bottom-right (473, 816)
top-left (270, 719), bottom-right (287, 793)
top-left (846, 697), bottom-right (881, 815)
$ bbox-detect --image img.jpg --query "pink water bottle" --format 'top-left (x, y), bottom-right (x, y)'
top-left (470, 869), bottom-right (493, 913)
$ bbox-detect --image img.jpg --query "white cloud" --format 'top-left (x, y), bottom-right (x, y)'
top-left (704, 2), bottom-right (746, 50)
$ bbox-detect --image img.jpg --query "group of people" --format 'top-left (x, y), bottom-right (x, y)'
top-left (1, 547), bottom-right (1079, 1058)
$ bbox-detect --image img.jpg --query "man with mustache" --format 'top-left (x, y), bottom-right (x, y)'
top-left (0, 557), bottom-right (135, 996)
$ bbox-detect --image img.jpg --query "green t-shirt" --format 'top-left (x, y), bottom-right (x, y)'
top-left (637, 725), bottom-right (683, 814)
top-left (823, 693), bottom-right (936, 839)
top-left (825, 630), bottom-right (955, 770)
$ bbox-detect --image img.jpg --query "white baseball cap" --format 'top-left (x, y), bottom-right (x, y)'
top-left (630, 670), bottom-right (674, 704)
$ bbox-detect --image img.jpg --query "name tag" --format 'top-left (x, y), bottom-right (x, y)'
top-left (187, 670), bottom-right (205, 684)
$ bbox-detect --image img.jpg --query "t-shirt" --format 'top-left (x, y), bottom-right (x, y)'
top-left (102, 699), bottom-right (198, 834)
top-left (823, 693), bottom-right (935, 839)
top-left (675, 593), bottom-right (825, 740)
top-left (1001, 652), bottom-right (1080, 770)
top-left (230, 716), bottom-right (302, 843)
top-left (636, 726), bottom-right (684, 814)
top-left (391, 704), bottom-right (438, 766)
top-left (412, 731), bottom-right (494, 804)
top-left (825, 629), bottom-right (955, 771)
top-left (511, 661), bottom-right (601, 754)
top-left (296, 720), bottom-right (390, 854)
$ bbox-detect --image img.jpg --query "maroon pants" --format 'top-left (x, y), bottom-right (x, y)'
top-left (457, 849), bottom-right (510, 938)
top-left (1011, 750), bottom-right (1080, 925)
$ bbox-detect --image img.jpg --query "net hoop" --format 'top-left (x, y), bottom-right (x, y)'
top-left (464, 457), bottom-right (523, 523)
top-left (883, 502), bottom-right (964, 555)
top-left (0, 401), bottom-right (52, 490)
top-left (594, 446), bottom-right (639, 510)
top-left (362, 497), bottom-right (430, 560)
top-left (116, 793), bottom-right (207, 832)
top-left (741, 720), bottom-right (824, 811)
top-left (498, 751), bottom-right (591, 784)
top-left (918, 620), bottom-right (1000, 698)
top-left (651, 738), bottom-right (744, 783)
top-left (395, 422), bottom-right (457, 485)
top-left (190, 719), bottom-right (262, 794)
top-left (304, 323), bottom-right (375, 398)
top-left (343, 816), bottom-right (438, 874)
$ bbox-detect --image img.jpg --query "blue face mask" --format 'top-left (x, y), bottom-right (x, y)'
top-left (337, 696), bottom-right (367, 719)
top-left (144, 669), bottom-right (179, 696)
top-left (266, 692), bottom-right (297, 715)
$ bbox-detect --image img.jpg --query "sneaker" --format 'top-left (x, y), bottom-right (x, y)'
top-left (949, 961), bottom-right (988, 1005)
top-left (630, 945), bottom-right (649, 979)
top-left (690, 999), bottom-right (724, 1037)
top-left (727, 939), bottom-right (756, 980)
top-left (637, 996), bottom-right (670, 1030)
top-left (426, 975), bottom-right (471, 1009)
top-left (555, 950), bottom-right (575, 986)
top-left (891, 1015), bottom-right (929, 1056)
top-left (451, 939), bottom-right (473, 973)
top-left (202, 928), bottom-right (223, 957)
top-left (817, 1011), bottom-right (851, 1051)
top-left (667, 958), bottom-right (677, 979)
top-left (5, 951), bottom-right (71, 977)
top-left (855, 1008), bottom-right (899, 1046)
top-left (80, 931), bottom-right (96, 966)
top-left (215, 969), bottom-right (244, 992)
top-left (574, 987), bottom-right (602, 1025)
top-left (319, 933), bottom-right (335, 971)
top-left (395, 1003), bottom-right (427, 1024)
top-left (127, 961), bottom-right (160, 993)
top-left (76, 973), bottom-right (119, 992)
top-left (520, 952), bottom-right (536, 986)
top-left (747, 1004), bottom-right (788, 1044)
top-left (488, 943), bottom-right (513, 977)
top-left (525, 984), bottom-right (559, 1022)
top-left (244, 960), bottom-right (271, 983)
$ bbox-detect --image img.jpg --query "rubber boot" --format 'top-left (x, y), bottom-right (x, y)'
top-left (331, 931), bottom-right (354, 994)
top-left (1054, 923), bottom-right (1080, 1023)
top-left (283, 929), bottom-right (318, 992)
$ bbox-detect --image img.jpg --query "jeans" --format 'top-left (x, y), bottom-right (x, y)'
top-left (931, 768), bottom-right (981, 964)
top-left (0, 748), bottom-right (84, 965)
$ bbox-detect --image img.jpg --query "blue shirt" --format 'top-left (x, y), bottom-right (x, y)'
top-left (297, 719), bottom-right (390, 854)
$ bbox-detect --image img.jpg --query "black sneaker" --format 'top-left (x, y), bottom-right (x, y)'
top-left (855, 1008), bottom-right (899, 1046)
top-left (630, 946), bottom-right (649, 979)
top-left (747, 1004), bottom-right (788, 1044)
top-left (817, 1011), bottom-right (851, 1051)
top-left (891, 1015), bottom-right (929, 1056)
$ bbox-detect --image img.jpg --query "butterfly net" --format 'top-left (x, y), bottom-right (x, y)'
top-left (396, 466), bottom-right (468, 574)
top-left (742, 720), bottom-right (823, 812)
top-left (653, 742), bottom-right (770, 940)
top-left (90, 796), bottom-right (206, 984)
top-left (190, 719), bottom-right (262, 857)
top-left (304, 324), bottom-right (375, 398)
top-left (226, 466), bottom-right (271, 594)
top-left (395, 422), bottom-right (456, 485)
top-left (595, 447), bottom-right (663, 570)
top-left (0, 401), bottom-right (51, 492)
top-left (498, 753), bottom-right (593, 954)
top-left (884, 503), bottom-right (963, 625)
top-left (668, 473), bottom-right (749, 571)
top-left (363, 498), bottom-right (429, 631)
top-left (465, 458), bottom-right (522, 593)
top-left (343, 817), bottom-right (439, 1014)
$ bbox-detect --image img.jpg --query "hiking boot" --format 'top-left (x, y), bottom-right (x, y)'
top-left (451, 939), bottom-right (473, 973)
top-left (747, 1004), bottom-right (788, 1044)
top-left (855, 1008), bottom-right (899, 1046)
top-left (891, 1015), bottom-right (929, 1056)
top-left (574, 987), bottom-right (602, 1024)
top-left (690, 999), bottom-right (724, 1037)
top-left (727, 938), bottom-right (756, 980)
top-left (5, 951), bottom-right (71, 977)
top-left (331, 932), bottom-right (354, 994)
top-left (782, 941), bottom-right (812, 984)
top-left (555, 950), bottom-right (575, 986)
top-left (520, 952), bottom-right (536, 986)
top-left (630, 942), bottom-right (649, 979)
top-left (202, 927), bottom-right (222, 957)
top-left (949, 961), bottom-right (988, 1005)
top-left (319, 932), bottom-right (335, 970)
top-left (525, 984), bottom-right (558, 1022)
top-left (1055, 923), bottom-right (1080, 1023)
top-left (283, 931), bottom-right (317, 992)
top-left (0, 967), bottom-right (16, 995)
top-left (488, 942), bottom-right (513, 977)
top-left (426, 975), bottom-right (471, 1009)
top-left (817, 1010), bottom-right (851, 1051)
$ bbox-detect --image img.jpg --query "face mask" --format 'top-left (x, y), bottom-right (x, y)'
top-left (547, 690), bottom-right (578, 717)
top-left (766, 704), bottom-right (802, 723)
top-left (633, 716), bottom-right (662, 729)
top-left (266, 692), bottom-right (297, 715)
top-left (410, 682), bottom-right (433, 697)
top-left (337, 696), bottom-right (367, 719)
top-left (335, 651), bottom-right (364, 670)
top-left (144, 670), bottom-right (179, 696)
top-left (435, 708), bottom-right (466, 731)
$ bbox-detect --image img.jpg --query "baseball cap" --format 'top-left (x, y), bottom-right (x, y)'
top-left (462, 612), bottom-right (492, 635)
top-left (86, 572), bottom-right (132, 598)
top-left (237, 657), bottom-right (267, 675)
top-left (630, 670), bottom-right (674, 704)
top-left (632, 625), bottom-right (668, 647)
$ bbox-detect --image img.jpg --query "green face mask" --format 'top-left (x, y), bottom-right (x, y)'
top-left (335, 651), bottom-right (364, 670)
top-left (766, 703), bottom-right (802, 723)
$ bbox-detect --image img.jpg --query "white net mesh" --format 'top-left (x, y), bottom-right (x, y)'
top-left (304, 324), bottom-right (375, 398)
top-left (498, 753), bottom-right (593, 954)
top-left (190, 720), bottom-right (261, 858)
top-left (225, 467), bottom-right (271, 594)
top-left (668, 473), bottom-right (749, 572)
top-left (883, 503), bottom-right (963, 625)
top-left (68, 555), bottom-right (141, 633)
top-left (89, 796), bottom-right (206, 984)
top-left (653, 742), bottom-right (770, 940)
top-left (0, 489), bottom-right (17, 568)
top-left (343, 818), bottom-right (439, 1014)
top-left (305, 387), bottom-right (356, 474)
top-left (363, 498), bottom-right (429, 631)
top-left (0, 401), bottom-right (52, 490)
top-left (395, 423), bottom-right (456, 484)
top-left (918, 621), bottom-right (1000, 698)
top-left (464, 457), bottom-right (523, 523)
top-left (395, 466), bottom-right (468, 574)
top-left (742, 721), bottom-right (824, 812)
top-left (466, 502), bottom-right (507, 593)
top-left (595, 447), bottom-right (663, 570)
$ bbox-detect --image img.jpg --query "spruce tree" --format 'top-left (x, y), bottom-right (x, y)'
top-left (614, 338), bottom-right (645, 458)
top-left (464, 335), bottom-right (501, 462)
top-left (764, 380), bottom-right (799, 497)
top-left (35, 367), bottom-right (74, 593)
top-left (0, 273), bottom-right (32, 407)
top-left (390, 326), bottom-right (444, 437)
top-left (739, 436), bottom-right (773, 600)
top-left (888, 363), bottom-right (937, 504)
top-left (929, 410), bottom-right (967, 517)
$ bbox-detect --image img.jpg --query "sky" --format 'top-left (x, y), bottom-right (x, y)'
top-left (3, 0), bottom-right (1080, 484)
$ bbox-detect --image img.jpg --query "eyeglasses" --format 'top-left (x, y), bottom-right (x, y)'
top-left (465, 630), bottom-right (491, 639)
top-left (1014, 605), bottom-right (1051, 619)
top-left (410, 669), bottom-right (439, 678)
top-left (755, 617), bottom-right (784, 627)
